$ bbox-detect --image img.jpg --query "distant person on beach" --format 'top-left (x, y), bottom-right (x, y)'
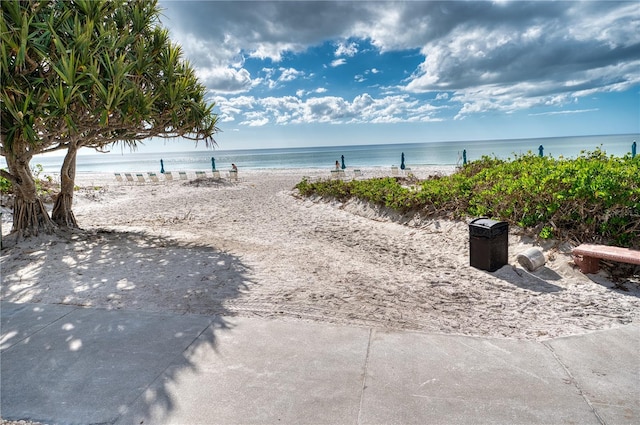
top-left (335, 160), bottom-right (340, 169)
top-left (231, 163), bottom-right (238, 171)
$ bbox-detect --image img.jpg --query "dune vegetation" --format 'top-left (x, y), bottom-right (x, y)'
top-left (296, 149), bottom-right (640, 248)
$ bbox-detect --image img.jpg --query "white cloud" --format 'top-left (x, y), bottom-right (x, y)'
top-left (295, 87), bottom-right (327, 97)
top-left (528, 109), bottom-right (599, 117)
top-left (241, 110), bottom-right (270, 126)
top-left (243, 117), bottom-right (270, 127)
top-left (278, 67), bottom-right (304, 82)
top-left (397, 2), bottom-right (640, 117)
top-left (330, 58), bottom-right (347, 67)
top-left (249, 42), bottom-right (301, 62)
top-left (197, 67), bottom-right (255, 94)
top-left (335, 41), bottom-right (358, 57)
top-left (161, 1), bottom-right (640, 121)
top-left (214, 93), bottom-right (443, 126)
top-left (260, 67), bottom-right (305, 90)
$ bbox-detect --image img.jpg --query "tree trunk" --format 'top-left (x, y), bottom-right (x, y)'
top-left (52, 144), bottom-right (79, 228)
top-left (6, 155), bottom-right (56, 237)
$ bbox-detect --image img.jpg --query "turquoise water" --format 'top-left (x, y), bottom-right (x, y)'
top-left (3, 134), bottom-right (638, 174)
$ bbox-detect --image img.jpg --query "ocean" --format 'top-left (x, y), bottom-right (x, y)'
top-left (2, 134), bottom-right (638, 174)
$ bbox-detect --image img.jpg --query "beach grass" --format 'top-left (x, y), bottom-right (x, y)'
top-left (296, 149), bottom-right (640, 247)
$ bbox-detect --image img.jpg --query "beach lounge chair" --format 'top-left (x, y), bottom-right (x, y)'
top-left (212, 170), bottom-right (221, 179)
top-left (195, 171), bottom-right (207, 179)
top-left (136, 173), bottom-right (146, 183)
top-left (114, 173), bottom-right (124, 183)
top-left (229, 169), bottom-right (238, 181)
top-left (391, 166), bottom-right (399, 175)
top-left (148, 172), bottom-right (160, 183)
top-left (353, 169), bottom-right (362, 177)
top-left (330, 169), bottom-right (345, 179)
top-left (164, 172), bottom-right (174, 181)
top-left (179, 171), bottom-right (188, 180)
top-left (124, 173), bottom-right (135, 183)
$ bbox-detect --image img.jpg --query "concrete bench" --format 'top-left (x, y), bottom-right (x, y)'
top-left (572, 244), bottom-right (640, 273)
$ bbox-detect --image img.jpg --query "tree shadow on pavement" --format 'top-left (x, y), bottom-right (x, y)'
top-left (0, 229), bottom-right (255, 424)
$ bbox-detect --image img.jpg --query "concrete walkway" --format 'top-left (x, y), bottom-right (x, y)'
top-left (1, 301), bottom-right (638, 425)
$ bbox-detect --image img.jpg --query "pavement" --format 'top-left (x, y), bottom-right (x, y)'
top-left (0, 301), bottom-right (638, 425)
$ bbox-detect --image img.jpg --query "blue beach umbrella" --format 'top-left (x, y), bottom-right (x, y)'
top-left (463, 150), bottom-right (467, 165)
top-left (341, 155), bottom-right (346, 170)
top-left (400, 152), bottom-right (405, 170)
top-left (160, 159), bottom-right (165, 174)
top-left (211, 157), bottom-right (216, 171)
top-left (632, 141), bottom-right (637, 158)
top-left (538, 145), bottom-right (544, 157)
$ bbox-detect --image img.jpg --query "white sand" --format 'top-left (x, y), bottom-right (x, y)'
top-left (1, 166), bottom-right (639, 340)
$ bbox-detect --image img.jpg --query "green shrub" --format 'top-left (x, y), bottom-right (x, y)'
top-left (295, 150), bottom-right (640, 247)
top-left (0, 172), bottom-right (11, 194)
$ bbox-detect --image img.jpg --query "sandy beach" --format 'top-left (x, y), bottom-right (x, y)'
top-left (1, 166), bottom-right (639, 340)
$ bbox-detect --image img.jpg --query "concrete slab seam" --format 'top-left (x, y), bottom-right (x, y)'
top-left (1, 304), bottom-right (79, 352)
top-left (357, 328), bottom-right (374, 425)
top-left (110, 318), bottom-right (216, 424)
top-left (541, 341), bottom-right (606, 425)
top-left (455, 338), bottom-right (551, 384)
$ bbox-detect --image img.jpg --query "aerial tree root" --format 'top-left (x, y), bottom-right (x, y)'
top-left (12, 197), bottom-right (56, 237)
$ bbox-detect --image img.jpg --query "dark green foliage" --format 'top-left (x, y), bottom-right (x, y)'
top-left (295, 150), bottom-right (640, 247)
top-left (0, 172), bottom-right (11, 194)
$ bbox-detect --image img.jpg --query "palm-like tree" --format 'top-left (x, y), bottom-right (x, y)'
top-left (1, 0), bottom-right (219, 235)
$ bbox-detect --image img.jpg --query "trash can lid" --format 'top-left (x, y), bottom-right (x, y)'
top-left (469, 217), bottom-right (508, 229)
top-left (469, 217), bottom-right (508, 237)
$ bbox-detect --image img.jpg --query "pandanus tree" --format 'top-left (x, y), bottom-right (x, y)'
top-left (0, 0), bottom-right (218, 236)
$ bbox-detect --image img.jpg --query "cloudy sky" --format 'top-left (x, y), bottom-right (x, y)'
top-left (157, 0), bottom-right (639, 150)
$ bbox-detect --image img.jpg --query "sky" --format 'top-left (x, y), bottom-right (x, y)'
top-left (144, 0), bottom-right (640, 152)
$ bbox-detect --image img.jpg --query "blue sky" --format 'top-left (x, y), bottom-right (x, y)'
top-left (145, 0), bottom-right (640, 152)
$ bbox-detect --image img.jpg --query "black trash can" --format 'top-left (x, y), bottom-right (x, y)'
top-left (469, 218), bottom-right (508, 272)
